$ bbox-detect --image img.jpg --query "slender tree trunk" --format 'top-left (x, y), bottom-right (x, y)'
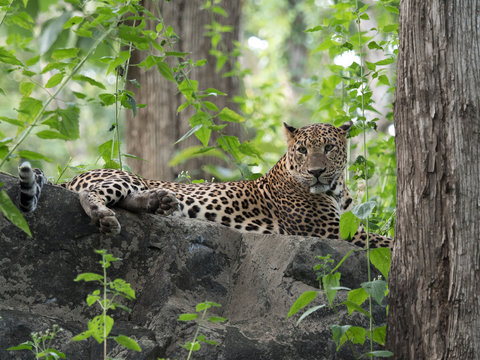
top-left (126, 0), bottom-right (242, 181)
top-left (387, 1), bottom-right (480, 359)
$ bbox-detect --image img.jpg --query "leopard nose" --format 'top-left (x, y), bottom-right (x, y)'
top-left (308, 168), bottom-right (326, 178)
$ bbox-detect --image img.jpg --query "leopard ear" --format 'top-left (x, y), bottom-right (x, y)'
top-left (339, 121), bottom-right (353, 134)
top-left (283, 123), bottom-right (297, 146)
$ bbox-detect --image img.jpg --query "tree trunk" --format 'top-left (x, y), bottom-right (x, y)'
top-left (126, 0), bottom-right (242, 181)
top-left (387, 1), bottom-right (480, 359)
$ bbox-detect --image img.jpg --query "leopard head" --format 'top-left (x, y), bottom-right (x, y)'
top-left (283, 122), bottom-right (352, 194)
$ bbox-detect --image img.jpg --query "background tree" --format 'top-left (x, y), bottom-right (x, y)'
top-left (126, 0), bottom-right (243, 181)
top-left (387, 1), bottom-right (480, 358)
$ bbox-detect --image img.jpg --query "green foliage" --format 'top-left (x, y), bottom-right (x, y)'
top-left (73, 250), bottom-right (141, 358)
top-left (8, 324), bottom-right (65, 359)
top-left (177, 301), bottom-right (227, 360)
top-left (288, 248), bottom-right (392, 358)
top-left (0, 184), bottom-right (31, 236)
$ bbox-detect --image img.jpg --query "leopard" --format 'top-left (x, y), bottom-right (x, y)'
top-left (18, 122), bottom-right (392, 248)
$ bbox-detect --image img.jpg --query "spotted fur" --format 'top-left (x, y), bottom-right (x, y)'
top-left (18, 122), bottom-right (392, 248)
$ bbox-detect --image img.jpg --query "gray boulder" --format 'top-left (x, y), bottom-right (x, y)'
top-left (0, 172), bottom-right (385, 359)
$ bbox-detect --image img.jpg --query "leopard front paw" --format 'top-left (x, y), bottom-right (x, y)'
top-left (152, 189), bottom-right (178, 216)
top-left (91, 207), bottom-right (121, 235)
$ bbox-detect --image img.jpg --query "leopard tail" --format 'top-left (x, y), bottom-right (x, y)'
top-left (18, 162), bottom-right (47, 212)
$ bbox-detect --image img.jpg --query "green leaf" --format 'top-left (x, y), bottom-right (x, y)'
top-left (385, 5), bottom-right (399, 14)
top-left (18, 97), bottom-right (42, 124)
top-left (41, 61), bottom-right (69, 74)
top-left (63, 15), bottom-right (83, 29)
top-left (7, 11), bottom-right (34, 30)
top-left (218, 107), bottom-right (245, 123)
top-left (114, 335), bottom-right (142, 352)
top-left (39, 349), bottom-right (66, 358)
top-left (342, 300), bottom-right (371, 317)
top-left (72, 91), bottom-right (87, 99)
top-left (322, 272), bottom-right (341, 306)
top-left (72, 330), bottom-right (91, 341)
top-left (19, 82), bottom-right (35, 97)
top-left (203, 101), bottom-right (219, 112)
top-left (347, 287), bottom-right (369, 305)
top-left (74, 272), bottom-right (103, 282)
top-left (156, 61), bottom-right (174, 82)
top-left (367, 325), bottom-right (387, 346)
top-left (305, 25), bottom-right (324, 32)
top-left (212, 5), bottom-right (228, 17)
top-left (72, 74), bottom-right (106, 89)
top-left (51, 106), bottom-right (80, 139)
top-left (165, 51), bottom-right (190, 57)
top-left (178, 313), bottom-right (198, 321)
top-left (375, 58), bottom-right (395, 66)
top-left (45, 72), bottom-right (64, 88)
top-left (195, 59), bottom-right (207, 67)
top-left (35, 130), bottom-right (69, 140)
top-left (0, 116), bottom-right (23, 126)
top-left (361, 280), bottom-right (388, 305)
top-left (99, 93), bottom-right (116, 106)
top-left (377, 74), bottom-right (390, 86)
top-left (0, 190), bottom-right (32, 237)
top-left (287, 291), bottom-right (317, 319)
top-left (203, 88), bottom-right (226, 96)
top-left (183, 341), bottom-right (201, 352)
top-left (178, 79), bottom-right (198, 100)
top-left (7, 343), bottom-right (33, 351)
top-left (0, 47), bottom-right (23, 66)
top-left (88, 315), bottom-right (114, 343)
top-left (340, 211), bottom-right (361, 240)
top-left (330, 324), bottom-right (351, 348)
top-left (217, 135), bottom-right (241, 160)
top-left (86, 293), bottom-right (100, 306)
top-left (346, 326), bottom-right (366, 346)
top-left (175, 124), bottom-right (203, 145)
top-left (351, 201), bottom-right (376, 220)
top-left (98, 140), bottom-right (118, 163)
top-left (25, 55), bottom-right (40, 66)
top-left (208, 316), bottom-right (227, 323)
top-left (122, 93), bottom-right (137, 117)
top-left (111, 278), bottom-right (135, 299)
top-left (198, 335), bottom-right (218, 345)
top-left (52, 48), bottom-right (80, 60)
top-left (196, 301), bottom-right (221, 312)
top-left (296, 304), bottom-right (326, 325)
top-left (369, 247), bottom-right (391, 281)
top-left (189, 112), bottom-right (212, 146)
top-left (367, 41), bottom-right (383, 50)
top-left (17, 150), bottom-right (52, 162)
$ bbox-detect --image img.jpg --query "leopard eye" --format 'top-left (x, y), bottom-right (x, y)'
top-left (297, 146), bottom-right (307, 154)
top-left (324, 144), bottom-right (334, 153)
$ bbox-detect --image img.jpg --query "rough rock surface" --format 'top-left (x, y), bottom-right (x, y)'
top-left (0, 172), bottom-right (385, 359)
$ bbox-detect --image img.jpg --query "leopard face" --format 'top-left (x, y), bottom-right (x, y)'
top-left (283, 122), bottom-right (352, 194)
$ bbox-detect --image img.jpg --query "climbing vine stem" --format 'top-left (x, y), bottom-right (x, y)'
top-left (355, 0), bottom-right (373, 354)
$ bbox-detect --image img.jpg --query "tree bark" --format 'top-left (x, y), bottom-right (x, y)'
top-left (126, 0), bottom-right (242, 181)
top-left (387, 1), bottom-right (480, 359)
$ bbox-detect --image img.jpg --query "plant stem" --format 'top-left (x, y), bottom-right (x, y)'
top-left (354, 0), bottom-right (373, 354)
top-left (186, 307), bottom-right (208, 360)
top-left (103, 253), bottom-right (108, 360)
top-left (0, 26), bottom-right (115, 170)
top-left (114, 70), bottom-right (123, 170)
